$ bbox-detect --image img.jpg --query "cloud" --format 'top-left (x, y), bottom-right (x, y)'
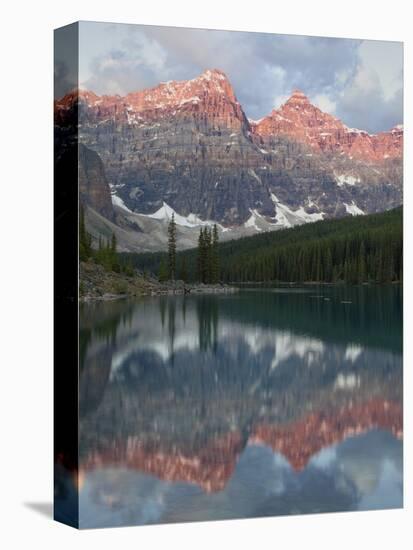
top-left (312, 93), bottom-right (337, 114)
top-left (335, 40), bottom-right (403, 132)
top-left (78, 22), bottom-right (403, 132)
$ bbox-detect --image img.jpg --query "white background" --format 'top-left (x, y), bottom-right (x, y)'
top-left (0, 0), bottom-right (411, 547)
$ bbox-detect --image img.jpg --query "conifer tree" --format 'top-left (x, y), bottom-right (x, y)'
top-left (179, 256), bottom-right (188, 283)
top-left (111, 232), bottom-right (117, 254)
top-left (204, 227), bottom-right (212, 283)
top-left (167, 213), bottom-right (177, 280)
top-left (158, 258), bottom-right (168, 282)
top-left (197, 228), bottom-right (206, 283)
top-left (358, 241), bottom-right (366, 283)
top-left (211, 224), bottom-right (220, 283)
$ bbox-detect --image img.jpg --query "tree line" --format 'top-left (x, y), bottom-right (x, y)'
top-left (217, 208), bottom-right (402, 284)
top-left (121, 207), bottom-right (402, 285)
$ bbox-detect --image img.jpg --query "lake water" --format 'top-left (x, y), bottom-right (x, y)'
top-left (78, 286), bottom-right (403, 528)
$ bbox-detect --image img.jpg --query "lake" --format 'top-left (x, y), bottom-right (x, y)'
top-left (78, 286), bottom-right (403, 528)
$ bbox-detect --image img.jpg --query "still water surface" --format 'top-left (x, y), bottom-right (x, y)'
top-left (79, 286), bottom-right (402, 528)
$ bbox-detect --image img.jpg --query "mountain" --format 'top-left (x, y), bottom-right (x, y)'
top-left (54, 69), bottom-right (403, 251)
top-left (252, 89), bottom-right (402, 163)
top-left (79, 399), bottom-right (402, 490)
top-left (79, 143), bottom-right (115, 221)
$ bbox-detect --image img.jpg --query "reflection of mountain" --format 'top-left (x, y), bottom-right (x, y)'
top-left (79, 399), bottom-right (401, 494)
top-left (81, 431), bottom-right (244, 493)
top-left (251, 399), bottom-right (402, 472)
top-left (79, 289), bottom-right (402, 497)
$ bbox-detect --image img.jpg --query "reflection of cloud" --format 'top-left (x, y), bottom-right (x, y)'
top-left (78, 22), bottom-right (402, 132)
top-left (79, 431), bottom-right (402, 527)
top-left (333, 430), bottom-right (403, 507)
top-left (80, 468), bottom-right (170, 528)
top-left (310, 446), bottom-right (337, 469)
top-left (344, 344), bottom-right (363, 362)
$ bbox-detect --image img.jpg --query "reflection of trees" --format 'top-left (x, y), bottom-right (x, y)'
top-left (196, 296), bottom-right (219, 352)
top-left (79, 301), bottom-right (134, 416)
top-left (182, 296), bottom-right (187, 324)
top-left (159, 296), bottom-right (166, 329)
top-left (167, 299), bottom-right (176, 365)
top-left (79, 301), bottom-right (134, 370)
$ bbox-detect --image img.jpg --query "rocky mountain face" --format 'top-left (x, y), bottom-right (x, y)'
top-left (79, 144), bottom-right (115, 221)
top-left (252, 89), bottom-right (402, 163)
top-left (55, 69), bottom-right (403, 250)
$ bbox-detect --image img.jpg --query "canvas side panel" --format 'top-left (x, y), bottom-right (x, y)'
top-left (54, 22), bottom-right (79, 529)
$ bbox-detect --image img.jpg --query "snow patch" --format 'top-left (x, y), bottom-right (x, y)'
top-left (244, 209), bottom-right (264, 231)
top-left (111, 194), bottom-right (133, 213)
top-left (271, 193), bottom-right (324, 226)
top-left (345, 126), bottom-right (368, 135)
top-left (248, 168), bottom-right (262, 184)
top-left (141, 201), bottom-right (228, 231)
top-left (336, 174), bottom-right (360, 187)
top-left (293, 207), bottom-right (324, 222)
top-left (344, 202), bottom-right (364, 216)
top-left (179, 95), bottom-right (200, 106)
top-left (248, 117), bottom-right (263, 124)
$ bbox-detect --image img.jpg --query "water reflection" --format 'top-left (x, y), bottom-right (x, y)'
top-left (78, 286), bottom-right (402, 527)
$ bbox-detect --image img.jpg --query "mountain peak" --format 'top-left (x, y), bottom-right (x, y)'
top-left (199, 68), bottom-right (229, 81)
top-left (285, 89), bottom-right (310, 105)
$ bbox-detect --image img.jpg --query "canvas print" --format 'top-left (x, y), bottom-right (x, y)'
top-left (54, 21), bottom-right (403, 528)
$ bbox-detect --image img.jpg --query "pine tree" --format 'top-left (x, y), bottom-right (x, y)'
top-left (324, 247), bottom-right (333, 282)
top-left (111, 232), bottom-right (117, 254)
top-left (179, 256), bottom-right (188, 282)
top-left (167, 213), bottom-right (177, 280)
top-left (211, 224), bottom-right (220, 283)
top-left (204, 227), bottom-right (212, 283)
top-left (197, 228), bottom-right (206, 283)
top-left (111, 232), bottom-right (120, 272)
top-left (358, 241), bottom-right (366, 283)
top-left (158, 258), bottom-right (168, 282)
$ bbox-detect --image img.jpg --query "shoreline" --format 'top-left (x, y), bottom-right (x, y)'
top-left (80, 277), bottom-right (402, 303)
top-left (80, 283), bottom-right (238, 302)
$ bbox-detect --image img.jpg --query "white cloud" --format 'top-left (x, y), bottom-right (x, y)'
top-left (357, 40), bottom-right (403, 101)
top-left (312, 93), bottom-right (337, 114)
top-left (336, 40), bottom-right (403, 132)
top-left (272, 94), bottom-right (289, 109)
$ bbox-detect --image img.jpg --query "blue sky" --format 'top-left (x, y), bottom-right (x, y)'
top-left (75, 21), bottom-right (403, 133)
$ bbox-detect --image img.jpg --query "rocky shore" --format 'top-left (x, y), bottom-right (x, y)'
top-left (80, 260), bottom-right (237, 301)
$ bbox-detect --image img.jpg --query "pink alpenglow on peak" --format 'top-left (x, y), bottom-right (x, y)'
top-left (252, 89), bottom-right (403, 163)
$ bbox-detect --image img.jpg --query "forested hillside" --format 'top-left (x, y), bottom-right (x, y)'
top-left (121, 207), bottom-right (402, 284)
